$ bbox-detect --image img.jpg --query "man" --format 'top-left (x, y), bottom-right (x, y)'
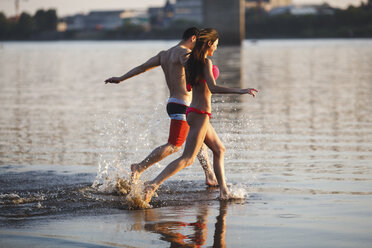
top-left (105, 27), bottom-right (217, 186)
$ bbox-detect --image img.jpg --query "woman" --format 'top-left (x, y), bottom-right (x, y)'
top-left (144, 28), bottom-right (257, 202)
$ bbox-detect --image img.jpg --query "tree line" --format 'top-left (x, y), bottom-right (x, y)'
top-left (0, 9), bottom-right (57, 39)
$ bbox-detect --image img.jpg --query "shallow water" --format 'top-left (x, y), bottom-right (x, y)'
top-left (0, 40), bottom-right (372, 247)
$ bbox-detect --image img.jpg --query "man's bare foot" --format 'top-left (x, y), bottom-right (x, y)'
top-left (205, 172), bottom-right (218, 187)
top-left (144, 183), bottom-right (158, 203)
top-left (131, 163), bottom-right (142, 183)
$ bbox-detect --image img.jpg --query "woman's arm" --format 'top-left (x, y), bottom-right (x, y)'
top-left (105, 51), bottom-right (163, 84)
top-left (204, 59), bottom-right (258, 97)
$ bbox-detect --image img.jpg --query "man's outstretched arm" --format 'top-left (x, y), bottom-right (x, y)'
top-left (105, 51), bottom-right (162, 84)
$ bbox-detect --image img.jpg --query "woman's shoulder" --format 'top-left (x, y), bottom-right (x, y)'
top-left (205, 59), bottom-right (218, 70)
top-left (204, 58), bottom-right (214, 70)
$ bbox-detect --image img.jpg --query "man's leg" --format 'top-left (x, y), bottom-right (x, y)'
top-left (131, 143), bottom-right (180, 182)
top-left (130, 117), bottom-right (186, 183)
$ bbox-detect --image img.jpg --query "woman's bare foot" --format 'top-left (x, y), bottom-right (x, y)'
top-left (219, 190), bottom-right (231, 200)
top-left (205, 171), bottom-right (218, 187)
top-left (144, 183), bottom-right (158, 203)
top-left (131, 163), bottom-right (142, 183)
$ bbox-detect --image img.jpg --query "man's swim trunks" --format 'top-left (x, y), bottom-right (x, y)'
top-left (166, 98), bottom-right (190, 147)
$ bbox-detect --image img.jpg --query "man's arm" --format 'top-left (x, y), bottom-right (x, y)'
top-left (105, 52), bottom-right (162, 84)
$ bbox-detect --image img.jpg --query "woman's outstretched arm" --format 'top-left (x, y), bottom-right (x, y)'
top-left (105, 51), bottom-right (163, 84)
top-left (204, 59), bottom-right (258, 97)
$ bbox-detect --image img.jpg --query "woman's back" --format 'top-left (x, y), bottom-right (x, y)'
top-left (189, 64), bottom-right (219, 113)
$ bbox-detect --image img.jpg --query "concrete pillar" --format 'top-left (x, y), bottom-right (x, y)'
top-left (203, 0), bottom-right (245, 45)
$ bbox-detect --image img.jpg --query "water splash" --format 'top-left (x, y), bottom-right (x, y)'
top-left (117, 178), bottom-right (154, 209)
top-left (92, 106), bottom-right (167, 194)
top-left (228, 184), bottom-right (249, 199)
top-left (90, 107), bottom-right (168, 209)
top-left (92, 105), bottom-right (259, 206)
top-left (125, 181), bottom-right (152, 209)
top-left (117, 178), bottom-right (132, 195)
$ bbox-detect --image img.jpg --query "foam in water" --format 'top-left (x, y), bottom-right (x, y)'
top-left (0, 193), bottom-right (45, 205)
top-left (228, 184), bottom-right (249, 199)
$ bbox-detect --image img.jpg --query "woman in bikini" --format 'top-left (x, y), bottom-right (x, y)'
top-left (144, 28), bottom-right (258, 202)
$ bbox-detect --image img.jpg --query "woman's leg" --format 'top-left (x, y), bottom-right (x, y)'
top-left (144, 113), bottom-right (210, 203)
top-left (203, 123), bottom-right (229, 199)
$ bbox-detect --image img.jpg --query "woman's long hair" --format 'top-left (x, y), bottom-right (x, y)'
top-left (186, 28), bottom-right (219, 88)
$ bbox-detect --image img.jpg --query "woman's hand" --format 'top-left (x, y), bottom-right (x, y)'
top-left (240, 88), bottom-right (258, 97)
top-left (104, 77), bottom-right (122, 84)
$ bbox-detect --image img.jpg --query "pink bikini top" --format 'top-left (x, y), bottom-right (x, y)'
top-left (187, 65), bottom-right (219, 92)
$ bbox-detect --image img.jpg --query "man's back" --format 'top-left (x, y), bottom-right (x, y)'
top-left (159, 45), bottom-right (191, 103)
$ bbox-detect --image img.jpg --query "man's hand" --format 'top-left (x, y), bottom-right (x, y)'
top-left (104, 77), bottom-right (122, 84)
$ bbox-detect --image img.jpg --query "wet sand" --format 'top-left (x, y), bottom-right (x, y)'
top-left (1, 164), bottom-right (372, 247)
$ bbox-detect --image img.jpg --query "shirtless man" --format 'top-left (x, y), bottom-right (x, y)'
top-left (105, 27), bottom-right (217, 186)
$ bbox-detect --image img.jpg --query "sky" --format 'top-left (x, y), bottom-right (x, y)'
top-left (0, 0), bottom-right (367, 17)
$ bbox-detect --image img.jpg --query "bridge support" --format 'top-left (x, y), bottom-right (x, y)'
top-left (203, 0), bottom-right (245, 45)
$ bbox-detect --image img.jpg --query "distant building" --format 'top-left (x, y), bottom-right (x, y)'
top-left (148, 7), bottom-right (165, 27)
top-left (269, 3), bottom-right (336, 16)
top-left (290, 5), bottom-right (317, 15)
top-left (85, 11), bottom-right (124, 30)
top-left (120, 10), bottom-right (149, 29)
top-left (245, 0), bottom-right (293, 11)
top-left (148, 0), bottom-right (175, 27)
top-left (59, 10), bottom-right (149, 32)
top-left (163, 0), bottom-right (175, 26)
top-left (173, 0), bottom-right (202, 24)
top-left (61, 14), bottom-right (86, 31)
top-left (148, 0), bottom-right (203, 28)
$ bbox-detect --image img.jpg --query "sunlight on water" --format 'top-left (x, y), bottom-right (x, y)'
top-left (1, 40), bottom-right (372, 247)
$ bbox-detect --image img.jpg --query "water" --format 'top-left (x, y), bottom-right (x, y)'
top-left (0, 40), bottom-right (371, 247)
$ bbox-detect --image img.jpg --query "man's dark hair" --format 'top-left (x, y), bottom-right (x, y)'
top-left (182, 27), bottom-right (199, 41)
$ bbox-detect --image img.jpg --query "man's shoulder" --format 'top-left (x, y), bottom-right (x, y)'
top-left (164, 45), bottom-right (189, 64)
top-left (172, 44), bottom-right (191, 55)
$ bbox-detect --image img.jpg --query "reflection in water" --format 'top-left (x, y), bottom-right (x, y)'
top-left (214, 46), bottom-right (242, 88)
top-left (213, 201), bottom-right (228, 248)
top-left (213, 46), bottom-right (244, 114)
top-left (143, 201), bottom-right (230, 248)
